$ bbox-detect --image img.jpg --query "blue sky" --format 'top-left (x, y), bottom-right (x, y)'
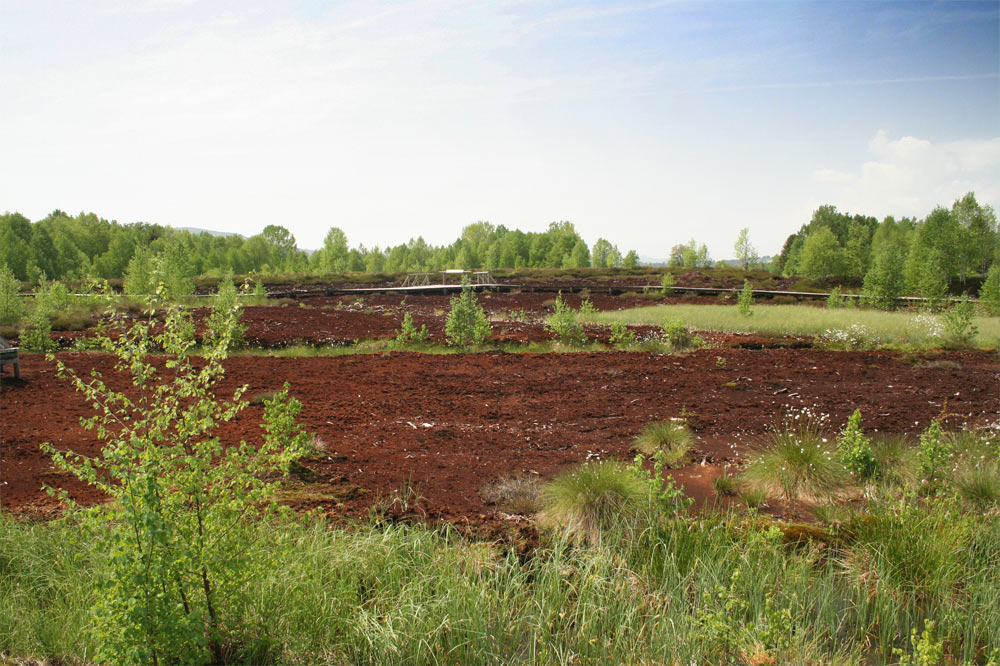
top-left (1, 0), bottom-right (997, 258)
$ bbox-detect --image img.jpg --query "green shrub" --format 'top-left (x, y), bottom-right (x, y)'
top-left (539, 461), bottom-right (648, 545)
top-left (393, 312), bottom-right (430, 347)
top-left (661, 319), bottom-right (700, 351)
top-left (608, 320), bottom-right (636, 345)
top-left (629, 448), bottom-right (692, 515)
top-left (837, 409), bottom-right (877, 481)
top-left (42, 293), bottom-right (312, 665)
top-left (0, 264), bottom-right (26, 325)
top-left (545, 293), bottom-right (587, 346)
top-left (826, 286), bottom-right (845, 309)
top-left (444, 282), bottom-right (491, 348)
top-left (34, 278), bottom-right (75, 317)
top-left (894, 620), bottom-right (944, 666)
top-left (204, 274), bottom-right (246, 350)
top-left (918, 420), bottom-right (953, 487)
top-left (249, 273), bottom-right (268, 301)
top-left (660, 272), bottom-right (674, 297)
top-left (737, 279), bottom-right (753, 316)
top-left (940, 296), bottom-right (979, 348)
top-left (19, 307), bottom-right (56, 352)
top-left (981, 263), bottom-right (1000, 315)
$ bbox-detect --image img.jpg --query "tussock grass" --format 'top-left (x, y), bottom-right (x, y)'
top-left (581, 303), bottom-right (1000, 348)
top-left (538, 461), bottom-right (648, 545)
top-left (954, 461), bottom-right (1000, 510)
top-left (479, 475), bottom-right (542, 515)
top-left (739, 485), bottom-right (768, 509)
top-left (740, 422), bottom-right (848, 502)
top-left (713, 472), bottom-right (737, 496)
top-left (631, 421), bottom-right (693, 467)
top-left (870, 434), bottom-right (918, 488)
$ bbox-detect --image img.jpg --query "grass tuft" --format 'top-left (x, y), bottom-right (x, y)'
top-left (740, 421), bottom-right (847, 502)
top-left (631, 421), bottom-right (693, 468)
top-left (479, 475), bottom-right (542, 515)
top-left (538, 461), bottom-right (648, 545)
top-left (953, 461), bottom-right (1000, 511)
top-left (713, 472), bottom-right (737, 497)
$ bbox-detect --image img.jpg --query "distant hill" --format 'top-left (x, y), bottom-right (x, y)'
top-left (175, 226), bottom-right (243, 238)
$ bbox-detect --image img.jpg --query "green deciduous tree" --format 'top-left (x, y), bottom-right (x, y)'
top-left (798, 227), bottom-right (844, 279)
top-left (158, 241), bottom-right (196, 301)
top-left (862, 243), bottom-right (905, 309)
top-left (844, 223), bottom-right (872, 280)
top-left (0, 264), bottom-right (25, 325)
top-left (205, 274), bottom-right (246, 350)
top-left (568, 240), bottom-right (591, 268)
top-left (980, 263), bottom-right (1000, 315)
top-left (952, 192), bottom-right (998, 279)
top-left (914, 251), bottom-right (949, 310)
top-left (733, 228), bottom-right (759, 271)
top-left (905, 207), bottom-right (960, 292)
top-left (315, 227), bottom-right (349, 274)
top-left (43, 290), bottom-right (311, 665)
top-left (737, 279), bottom-right (754, 316)
top-left (123, 246), bottom-right (156, 296)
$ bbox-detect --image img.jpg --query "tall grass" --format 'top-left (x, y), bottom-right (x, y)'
top-left (581, 303), bottom-right (1000, 347)
top-left (3, 505), bottom-right (999, 665)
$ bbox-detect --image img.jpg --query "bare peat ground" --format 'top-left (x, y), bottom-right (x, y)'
top-left (3, 348), bottom-right (997, 530)
top-left (38, 291), bottom-right (738, 349)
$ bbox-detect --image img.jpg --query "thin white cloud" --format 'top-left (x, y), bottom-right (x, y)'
top-left (521, 0), bottom-right (682, 32)
top-left (671, 73), bottom-right (998, 96)
top-left (811, 130), bottom-right (1000, 218)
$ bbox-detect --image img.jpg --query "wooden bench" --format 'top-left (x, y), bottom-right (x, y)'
top-left (0, 336), bottom-right (20, 379)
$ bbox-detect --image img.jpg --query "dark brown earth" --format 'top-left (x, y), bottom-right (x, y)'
top-left (3, 346), bottom-right (997, 526)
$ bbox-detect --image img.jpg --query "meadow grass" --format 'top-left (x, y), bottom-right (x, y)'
top-left (4, 503), bottom-right (998, 665)
top-left (581, 303), bottom-right (1000, 348)
top-left (5, 425), bottom-right (1000, 665)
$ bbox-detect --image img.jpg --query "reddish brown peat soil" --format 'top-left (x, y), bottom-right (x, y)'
top-left (2, 349), bottom-right (997, 526)
top-left (201, 292), bottom-right (791, 348)
top-left (37, 291), bottom-right (794, 349)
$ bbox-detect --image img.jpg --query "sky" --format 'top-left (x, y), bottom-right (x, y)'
top-left (1, 1), bottom-right (998, 259)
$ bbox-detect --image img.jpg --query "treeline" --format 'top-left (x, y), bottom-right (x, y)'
top-left (0, 211), bottom-right (638, 283)
top-left (775, 192), bottom-right (999, 304)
